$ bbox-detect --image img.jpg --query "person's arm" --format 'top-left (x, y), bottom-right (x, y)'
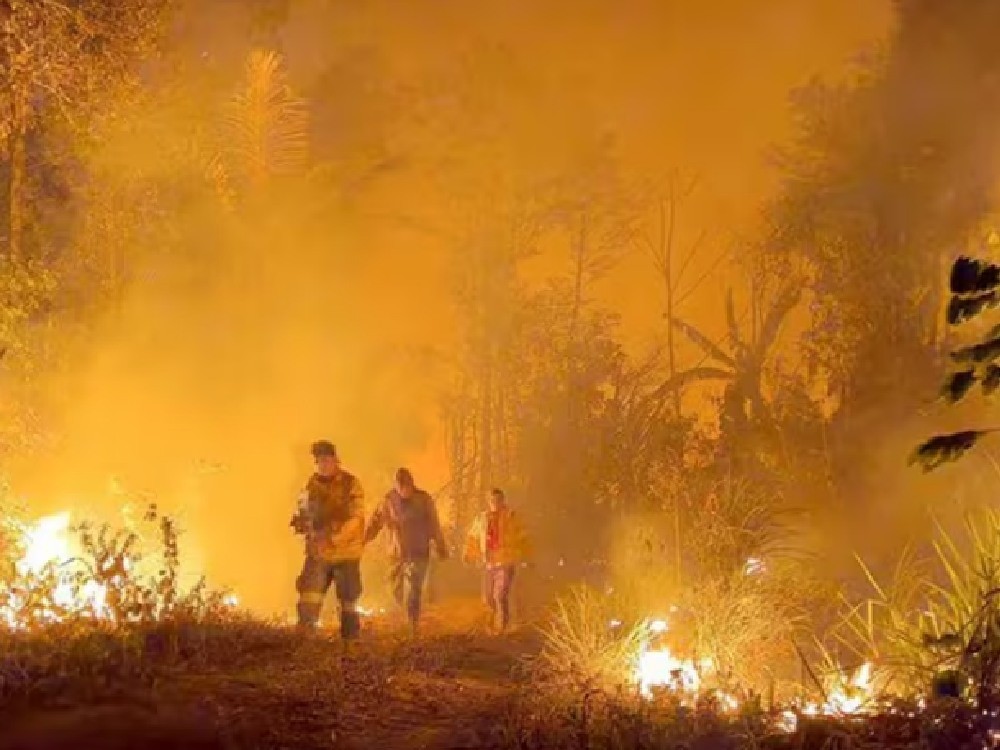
top-left (364, 496), bottom-right (386, 545)
top-left (290, 484), bottom-right (311, 534)
top-left (427, 495), bottom-right (449, 559)
top-left (332, 475), bottom-right (366, 546)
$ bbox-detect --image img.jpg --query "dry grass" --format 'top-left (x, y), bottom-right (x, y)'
top-left (0, 599), bottom-right (995, 749)
top-left (537, 584), bottom-right (649, 692)
top-left (833, 508), bottom-right (1000, 706)
top-left (605, 475), bottom-right (829, 700)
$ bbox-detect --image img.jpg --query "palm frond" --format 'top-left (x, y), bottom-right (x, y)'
top-left (950, 256), bottom-right (1000, 296)
top-left (910, 430), bottom-right (998, 472)
top-left (223, 49), bottom-right (309, 186)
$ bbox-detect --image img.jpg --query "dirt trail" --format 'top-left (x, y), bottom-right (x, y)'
top-left (0, 601), bottom-right (543, 750)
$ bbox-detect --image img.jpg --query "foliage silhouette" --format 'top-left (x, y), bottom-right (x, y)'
top-left (916, 255), bottom-right (1000, 470)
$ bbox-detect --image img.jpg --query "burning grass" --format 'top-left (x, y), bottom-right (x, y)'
top-left (528, 482), bottom-right (1000, 747)
top-left (830, 508), bottom-right (1000, 708)
top-left (0, 500), bottom-right (265, 719)
top-left (1, 502), bottom-right (236, 629)
top-left (4, 495), bottom-right (1000, 747)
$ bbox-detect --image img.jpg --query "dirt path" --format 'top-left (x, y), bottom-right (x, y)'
top-left (0, 602), bottom-right (544, 750)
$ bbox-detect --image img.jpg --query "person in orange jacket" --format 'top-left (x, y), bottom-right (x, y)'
top-left (463, 487), bottom-right (531, 632)
top-left (290, 440), bottom-right (366, 639)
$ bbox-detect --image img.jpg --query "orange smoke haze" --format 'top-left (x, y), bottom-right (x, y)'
top-left (2, 0), bottom-right (894, 615)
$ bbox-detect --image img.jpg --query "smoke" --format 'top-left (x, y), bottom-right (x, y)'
top-left (776, 0), bottom-right (1000, 569)
top-left (3, 0), bottom-right (898, 615)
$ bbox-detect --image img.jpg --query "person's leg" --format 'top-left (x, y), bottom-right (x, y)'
top-left (486, 566), bottom-right (506, 631)
top-left (296, 557), bottom-right (331, 628)
top-left (496, 565), bottom-right (517, 631)
top-left (389, 558), bottom-right (406, 613)
top-left (423, 556), bottom-right (435, 605)
top-left (332, 559), bottom-right (363, 640)
top-left (405, 558), bottom-right (429, 630)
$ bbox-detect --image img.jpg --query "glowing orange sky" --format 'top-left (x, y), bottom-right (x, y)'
top-left (9, 0), bottom-right (899, 614)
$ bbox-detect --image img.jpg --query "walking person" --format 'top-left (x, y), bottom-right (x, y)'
top-left (364, 468), bottom-right (449, 634)
top-left (463, 488), bottom-right (531, 633)
top-left (290, 440), bottom-right (366, 640)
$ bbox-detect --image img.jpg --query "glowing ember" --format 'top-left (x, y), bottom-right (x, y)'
top-left (743, 557), bottom-right (766, 576)
top-left (356, 602), bottom-right (386, 618)
top-left (777, 710), bottom-right (798, 733)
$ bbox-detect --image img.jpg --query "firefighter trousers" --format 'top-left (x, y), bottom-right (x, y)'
top-left (296, 556), bottom-right (362, 638)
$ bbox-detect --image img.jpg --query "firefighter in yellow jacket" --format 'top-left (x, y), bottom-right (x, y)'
top-left (290, 440), bottom-right (365, 639)
top-left (463, 488), bottom-right (531, 632)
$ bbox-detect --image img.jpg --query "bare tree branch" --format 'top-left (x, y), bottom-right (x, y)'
top-left (650, 365), bottom-right (734, 401)
top-left (671, 317), bottom-right (737, 368)
top-left (752, 284), bottom-right (803, 362)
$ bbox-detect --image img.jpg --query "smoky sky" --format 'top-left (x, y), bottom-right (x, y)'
top-left (8, 0), bottom-right (895, 614)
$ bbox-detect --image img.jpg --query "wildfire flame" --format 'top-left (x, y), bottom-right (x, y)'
top-left (637, 644), bottom-right (701, 697)
top-left (628, 611), bottom-right (877, 732)
top-left (1, 511), bottom-right (111, 627)
top-left (2, 509), bottom-right (238, 629)
top-left (633, 615), bottom-right (706, 700)
top-left (814, 661), bottom-right (874, 716)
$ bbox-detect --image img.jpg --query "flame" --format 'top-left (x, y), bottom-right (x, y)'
top-left (636, 644), bottom-right (701, 698)
top-left (1, 509), bottom-right (236, 629)
top-left (821, 662), bottom-right (874, 716)
top-left (1, 512), bottom-right (111, 626)
top-left (627, 610), bottom-right (879, 732)
top-left (18, 512), bottom-right (73, 575)
top-left (634, 615), bottom-right (706, 701)
top-left (778, 710), bottom-right (798, 733)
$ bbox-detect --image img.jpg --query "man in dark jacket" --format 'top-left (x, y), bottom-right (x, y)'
top-left (364, 468), bottom-right (449, 633)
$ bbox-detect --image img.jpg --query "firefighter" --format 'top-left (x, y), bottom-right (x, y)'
top-left (364, 467), bottom-right (449, 634)
top-left (463, 487), bottom-right (531, 633)
top-left (290, 440), bottom-right (365, 639)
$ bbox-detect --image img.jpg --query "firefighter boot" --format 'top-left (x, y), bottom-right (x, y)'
top-left (340, 609), bottom-right (361, 640)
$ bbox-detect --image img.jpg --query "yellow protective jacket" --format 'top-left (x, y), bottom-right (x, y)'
top-left (463, 507), bottom-right (531, 567)
top-left (298, 470), bottom-right (365, 562)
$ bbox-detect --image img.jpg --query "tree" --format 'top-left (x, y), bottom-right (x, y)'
top-left (636, 172), bottom-right (717, 418)
top-left (758, 0), bottom-right (1000, 504)
top-left (0, 0), bottom-right (168, 261)
top-left (666, 277), bottom-right (802, 473)
top-left (440, 191), bottom-right (550, 540)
